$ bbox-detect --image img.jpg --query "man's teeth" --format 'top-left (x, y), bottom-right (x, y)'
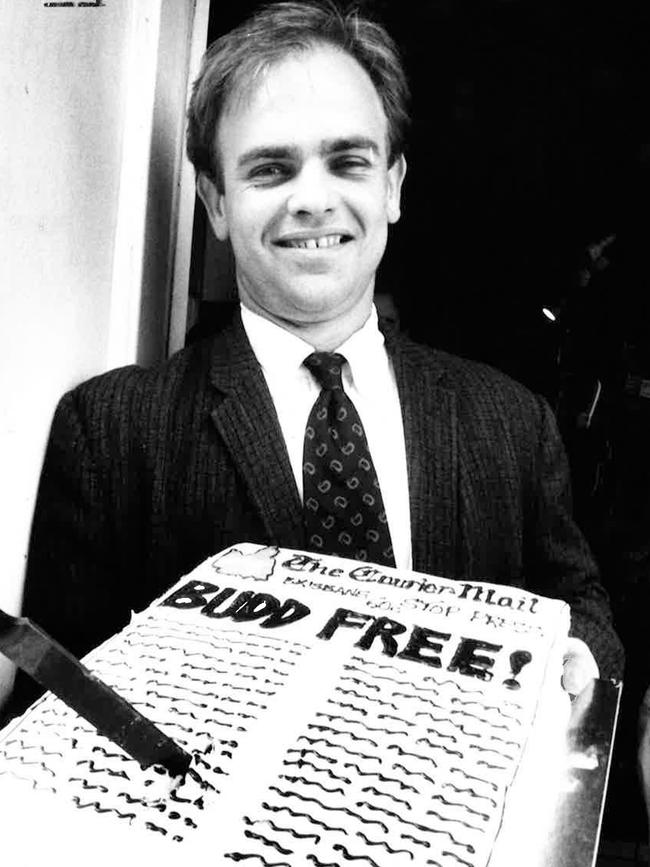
top-left (285, 235), bottom-right (344, 249)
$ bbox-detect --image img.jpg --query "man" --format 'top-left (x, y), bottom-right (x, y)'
top-left (10, 1), bottom-right (622, 716)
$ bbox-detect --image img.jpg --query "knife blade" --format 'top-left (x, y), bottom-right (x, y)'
top-left (0, 608), bottom-right (192, 777)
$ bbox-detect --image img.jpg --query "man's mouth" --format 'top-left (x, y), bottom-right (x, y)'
top-left (275, 234), bottom-right (352, 250)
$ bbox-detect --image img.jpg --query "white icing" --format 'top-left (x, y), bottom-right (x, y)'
top-left (0, 544), bottom-right (570, 866)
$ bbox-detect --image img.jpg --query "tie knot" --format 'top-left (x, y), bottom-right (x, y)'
top-left (304, 352), bottom-right (346, 391)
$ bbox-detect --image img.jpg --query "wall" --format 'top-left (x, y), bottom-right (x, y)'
top-left (0, 1), bottom-right (131, 704)
top-left (0, 0), bottom-right (205, 706)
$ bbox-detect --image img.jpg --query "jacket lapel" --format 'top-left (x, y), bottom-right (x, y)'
top-left (207, 313), bottom-right (305, 549)
top-left (386, 331), bottom-right (459, 578)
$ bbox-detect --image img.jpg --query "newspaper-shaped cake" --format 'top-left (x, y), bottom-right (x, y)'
top-left (0, 544), bottom-right (571, 866)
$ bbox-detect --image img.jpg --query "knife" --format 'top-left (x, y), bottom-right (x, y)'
top-left (0, 608), bottom-right (192, 777)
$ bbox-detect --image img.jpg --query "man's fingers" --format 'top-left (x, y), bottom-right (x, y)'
top-left (561, 637), bottom-right (599, 695)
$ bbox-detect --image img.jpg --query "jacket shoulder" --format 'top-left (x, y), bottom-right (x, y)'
top-left (394, 333), bottom-right (545, 416)
top-left (65, 339), bottom-right (214, 409)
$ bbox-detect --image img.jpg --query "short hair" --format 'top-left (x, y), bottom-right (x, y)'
top-left (186, 0), bottom-right (410, 189)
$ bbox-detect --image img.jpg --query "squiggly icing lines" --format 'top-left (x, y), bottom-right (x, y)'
top-left (116, 791), bottom-right (166, 811)
top-left (237, 649), bottom-right (296, 669)
top-left (261, 801), bottom-right (346, 834)
top-left (349, 656), bottom-right (407, 673)
top-left (123, 636), bottom-right (233, 661)
top-left (387, 744), bottom-right (437, 766)
top-left (401, 832), bottom-right (431, 849)
top-left (186, 766), bottom-right (219, 793)
top-left (0, 739), bottom-right (63, 758)
top-left (207, 627), bottom-right (309, 651)
top-left (286, 746), bottom-right (336, 765)
top-left (376, 712), bottom-right (415, 728)
top-left (430, 794), bottom-right (489, 822)
top-left (127, 626), bottom-right (234, 657)
top-left (334, 687), bottom-right (397, 711)
top-left (450, 767), bottom-right (498, 792)
top-left (344, 664), bottom-right (436, 694)
top-left (356, 830), bottom-right (414, 859)
top-left (307, 724), bottom-right (378, 748)
top-left (244, 829), bottom-right (292, 856)
top-left (306, 856), bottom-right (339, 867)
top-left (339, 675), bottom-right (380, 693)
top-left (416, 737), bottom-right (463, 758)
top-left (424, 727), bottom-right (458, 743)
top-left (223, 682), bottom-right (278, 696)
top-left (146, 676), bottom-right (224, 700)
top-left (68, 777), bottom-right (109, 794)
top-left (326, 698), bottom-right (367, 717)
top-left (424, 678), bottom-right (483, 696)
top-left (158, 719), bottom-right (196, 736)
top-left (450, 695), bottom-right (523, 723)
top-left (442, 782), bottom-right (497, 808)
top-left (468, 743), bottom-right (514, 762)
top-left (392, 688), bottom-right (440, 704)
top-left (225, 854), bottom-right (290, 866)
top-left (333, 842), bottom-right (381, 867)
top-left (425, 807), bottom-right (483, 833)
top-left (179, 669), bottom-right (229, 686)
top-left (279, 775), bottom-right (345, 796)
top-left (268, 787), bottom-right (389, 834)
top-left (71, 797), bottom-right (135, 821)
top-left (356, 801), bottom-right (475, 853)
top-left (91, 746), bottom-right (130, 763)
top-left (167, 622), bottom-right (307, 655)
top-left (451, 708), bottom-right (511, 732)
top-left (343, 764), bottom-right (418, 794)
top-left (391, 762), bottom-right (435, 786)
top-left (360, 785), bottom-right (411, 810)
top-left (283, 758), bottom-right (351, 784)
top-left (74, 759), bottom-right (129, 779)
top-left (315, 713), bottom-right (409, 739)
top-left (476, 759), bottom-right (508, 772)
top-left (440, 851), bottom-right (475, 867)
top-left (414, 711), bottom-right (452, 724)
top-left (245, 815), bottom-right (320, 844)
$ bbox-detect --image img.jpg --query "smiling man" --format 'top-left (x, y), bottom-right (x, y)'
top-left (10, 0), bottom-right (622, 718)
top-left (195, 45), bottom-right (405, 349)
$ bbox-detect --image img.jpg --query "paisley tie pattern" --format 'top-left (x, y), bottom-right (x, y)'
top-left (302, 352), bottom-right (394, 567)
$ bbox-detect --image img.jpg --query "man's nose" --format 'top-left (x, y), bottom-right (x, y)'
top-left (286, 163), bottom-right (336, 217)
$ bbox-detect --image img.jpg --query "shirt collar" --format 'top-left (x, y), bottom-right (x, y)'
top-left (336, 307), bottom-right (388, 395)
top-left (241, 304), bottom-right (313, 382)
top-left (240, 303), bottom-right (387, 392)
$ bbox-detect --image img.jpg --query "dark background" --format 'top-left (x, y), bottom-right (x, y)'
top-left (194, 1), bottom-right (650, 841)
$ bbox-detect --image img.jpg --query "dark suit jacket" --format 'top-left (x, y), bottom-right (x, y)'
top-left (15, 311), bottom-right (623, 714)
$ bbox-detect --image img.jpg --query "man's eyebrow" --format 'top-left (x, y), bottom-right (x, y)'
top-left (321, 137), bottom-right (380, 156)
top-left (237, 138), bottom-right (380, 169)
top-left (237, 146), bottom-right (301, 168)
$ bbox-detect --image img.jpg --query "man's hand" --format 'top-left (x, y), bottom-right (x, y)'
top-left (561, 637), bottom-right (599, 695)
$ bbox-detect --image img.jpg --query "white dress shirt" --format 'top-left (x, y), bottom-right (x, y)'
top-left (241, 304), bottom-right (412, 570)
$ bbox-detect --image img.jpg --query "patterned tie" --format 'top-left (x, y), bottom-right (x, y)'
top-left (302, 352), bottom-right (395, 567)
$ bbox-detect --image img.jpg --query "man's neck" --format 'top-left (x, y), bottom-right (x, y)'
top-left (239, 299), bottom-right (374, 351)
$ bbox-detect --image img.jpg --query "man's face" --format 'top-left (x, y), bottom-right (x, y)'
top-left (198, 46), bottom-right (406, 332)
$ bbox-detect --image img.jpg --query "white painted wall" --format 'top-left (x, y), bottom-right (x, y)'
top-left (0, 0), bottom-right (206, 707)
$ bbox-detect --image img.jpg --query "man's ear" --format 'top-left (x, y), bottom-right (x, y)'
top-left (197, 173), bottom-right (229, 241)
top-left (386, 154), bottom-right (407, 225)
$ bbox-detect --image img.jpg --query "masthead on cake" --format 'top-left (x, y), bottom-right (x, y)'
top-left (0, 544), bottom-right (570, 866)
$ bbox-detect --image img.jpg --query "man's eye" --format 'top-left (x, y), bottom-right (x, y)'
top-left (331, 156), bottom-right (370, 175)
top-left (249, 164), bottom-right (290, 183)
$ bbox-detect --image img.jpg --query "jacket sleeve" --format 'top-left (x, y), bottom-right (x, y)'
top-left (8, 381), bottom-right (140, 717)
top-left (526, 395), bottom-right (624, 680)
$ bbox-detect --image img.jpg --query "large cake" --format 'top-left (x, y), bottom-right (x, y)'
top-left (0, 544), bottom-right (571, 866)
